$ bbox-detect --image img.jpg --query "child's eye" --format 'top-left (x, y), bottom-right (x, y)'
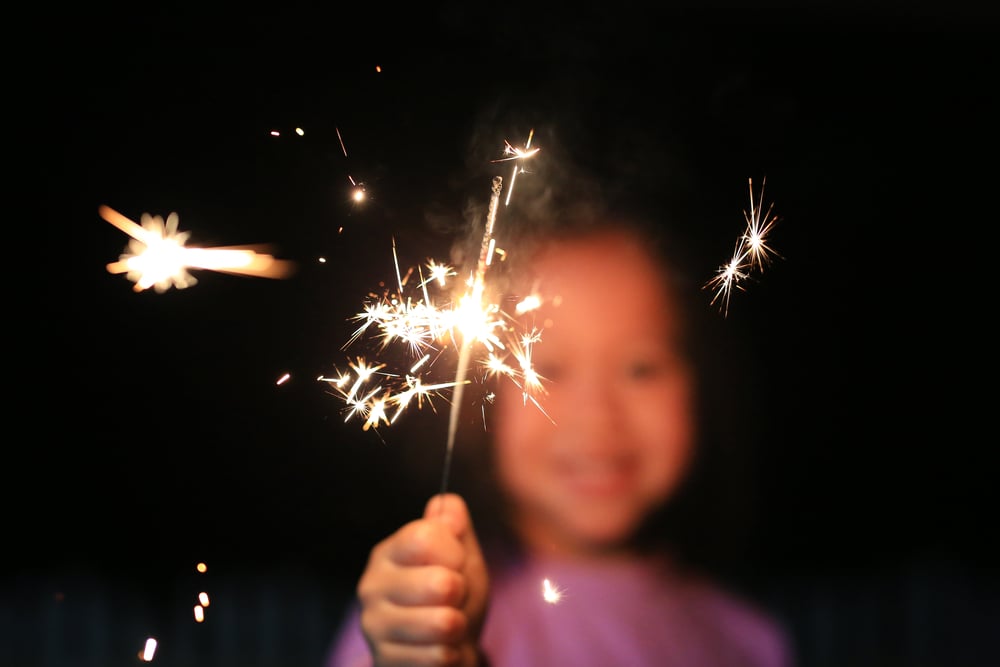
top-left (533, 361), bottom-right (564, 382)
top-left (626, 353), bottom-right (680, 381)
top-left (627, 360), bottom-right (662, 380)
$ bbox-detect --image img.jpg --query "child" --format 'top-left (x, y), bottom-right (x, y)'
top-left (326, 200), bottom-right (792, 667)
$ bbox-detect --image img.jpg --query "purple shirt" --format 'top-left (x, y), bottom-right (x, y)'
top-left (326, 551), bottom-right (791, 667)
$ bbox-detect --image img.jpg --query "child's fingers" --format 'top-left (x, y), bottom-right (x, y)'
top-left (383, 564), bottom-right (467, 607)
top-left (368, 640), bottom-right (462, 667)
top-left (381, 519), bottom-right (465, 570)
top-left (363, 601), bottom-right (469, 645)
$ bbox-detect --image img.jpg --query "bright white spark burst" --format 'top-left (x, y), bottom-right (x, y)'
top-left (704, 177), bottom-right (783, 317)
top-left (329, 134), bottom-right (550, 433)
top-left (542, 578), bottom-right (564, 604)
top-left (325, 245), bottom-right (548, 432)
top-left (101, 205), bottom-right (295, 293)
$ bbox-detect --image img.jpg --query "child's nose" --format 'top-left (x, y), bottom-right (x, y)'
top-left (557, 373), bottom-right (622, 441)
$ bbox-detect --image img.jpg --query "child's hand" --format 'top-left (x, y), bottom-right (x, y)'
top-left (357, 493), bottom-right (490, 667)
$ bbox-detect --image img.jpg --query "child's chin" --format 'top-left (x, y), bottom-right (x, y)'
top-left (566, 512), bottom-right (644, 550)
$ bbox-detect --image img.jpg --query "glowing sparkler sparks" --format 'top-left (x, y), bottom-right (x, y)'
top-left (100, 205), bottom-right (296, 293)
top-left (704, 177), bottom-right (783, 317)
top-left (324, 237), bottom-right (543, 434)
top-left (330, 134), bottom-right (549, 491)
top-left (492, 129), bottom-right (539, 206)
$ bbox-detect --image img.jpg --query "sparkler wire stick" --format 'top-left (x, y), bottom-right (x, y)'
top-left (439, 175), bottom-right (504, 497)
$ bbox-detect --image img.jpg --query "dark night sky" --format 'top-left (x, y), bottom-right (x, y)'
top-left (11, 4), bottom-right (998, 596)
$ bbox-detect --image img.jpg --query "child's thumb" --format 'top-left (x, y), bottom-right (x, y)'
top-left (424, 492), bottom-right (474, 541)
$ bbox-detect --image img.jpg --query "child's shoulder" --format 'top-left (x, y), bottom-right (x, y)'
top-left (672, 565), bottom-right (792, 667)
top-left (491, 549), bottom-right (792, 666)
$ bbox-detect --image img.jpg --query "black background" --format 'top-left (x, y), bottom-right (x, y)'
top-left (8, 4), bottom-right (998, 666)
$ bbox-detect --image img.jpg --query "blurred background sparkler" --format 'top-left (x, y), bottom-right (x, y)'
top-left (100, 205), bottom-right (296, 293)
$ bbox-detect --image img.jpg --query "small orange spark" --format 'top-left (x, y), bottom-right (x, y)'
top-left (276, 372), bottom-right (291, 385)
top-left (336, 127), bottom-right (348, 156)
top-left (196, 562), bottom-right (207, 573)
top-left (194, 604), bottom-right (205, 622)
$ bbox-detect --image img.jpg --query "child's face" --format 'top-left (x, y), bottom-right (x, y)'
top-left (494, 230), bottom-right (695, 555)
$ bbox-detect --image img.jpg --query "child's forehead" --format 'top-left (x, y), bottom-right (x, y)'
top-left (526, 242), bottom-right (678, 322)
top-left (500, 228), bottom-right (681, 322)
top-left (530, 233), bottom-right (663, 285)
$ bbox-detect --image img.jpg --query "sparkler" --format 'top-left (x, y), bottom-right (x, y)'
top-left (440, 174), bottom-right (504, 495)
top-left (100, 205), bottom-right (295, 293)
top-left (704, 177), bottom-right (782, 316)
top-left (330, 133), bottom-right (547, 495)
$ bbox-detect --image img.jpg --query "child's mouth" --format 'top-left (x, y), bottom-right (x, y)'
top-left (560, 459), bottom-right (635, 496)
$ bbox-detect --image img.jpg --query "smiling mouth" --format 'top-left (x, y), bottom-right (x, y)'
top-left (559, 460), bottom-right (635, 495)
